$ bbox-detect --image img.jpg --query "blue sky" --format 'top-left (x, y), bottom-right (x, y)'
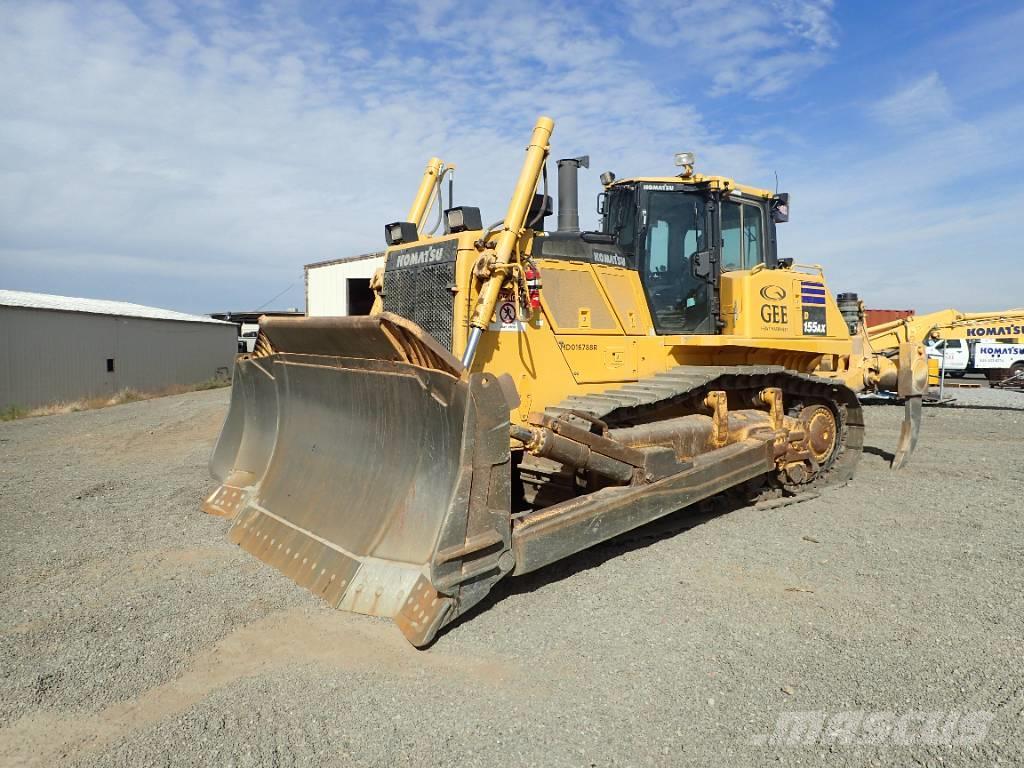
top-left (1, 0), bottom-right (1021, 313)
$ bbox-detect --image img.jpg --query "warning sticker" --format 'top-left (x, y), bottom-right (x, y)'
top-left (490, 301), bottom-right (522, 332)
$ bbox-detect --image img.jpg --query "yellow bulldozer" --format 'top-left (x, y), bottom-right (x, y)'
top-left (203, 117), bottom-right (928, 646)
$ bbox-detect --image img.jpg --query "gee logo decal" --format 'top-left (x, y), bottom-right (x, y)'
top-left (760, 304), bottom-right (789, 325)
top-left (758, 285), bottom-right (789, 326)
top-left (759, 285), bottom-right (787, 301)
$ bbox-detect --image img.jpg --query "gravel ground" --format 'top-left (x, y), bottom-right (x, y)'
top-left (1, 386), bottom-right (1022, 767)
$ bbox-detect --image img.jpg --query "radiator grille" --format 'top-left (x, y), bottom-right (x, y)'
top-left (382, 262), bottom-right (457, 351)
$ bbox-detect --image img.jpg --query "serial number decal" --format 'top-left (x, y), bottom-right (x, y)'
top-left (558, 342), bottom-right (599, 351)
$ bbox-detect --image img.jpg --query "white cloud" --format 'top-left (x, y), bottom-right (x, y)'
top-left (0, 0), bottom-right (773, 311)
top-left (5, 0), bottom-right (1017, 318)
top-left (871, 72), bottom-right (954, 130)
top-left (780, 93), bottom-right (1024, 312)
top-left (624, 0), bottom-right (837, 96)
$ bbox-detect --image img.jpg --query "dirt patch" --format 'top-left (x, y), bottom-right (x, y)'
top-left (1, 387), bottom-right (1022, 767)
top-left (0, 607), bottom-right (514, 767)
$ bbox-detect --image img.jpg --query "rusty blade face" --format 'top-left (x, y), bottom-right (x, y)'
top-left (202, 357), bottom-right (278, 517)
top-left (203, 315), bottom-right (514, 647)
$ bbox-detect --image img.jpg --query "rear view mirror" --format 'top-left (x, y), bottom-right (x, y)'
top-left (692, 250), bottom-right (712, 279)
top-left (597, 192), bottom-right (608, 215)
top-left (771, 192), bottom-right (790, 224)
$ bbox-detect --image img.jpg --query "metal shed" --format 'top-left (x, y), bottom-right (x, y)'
top-left (305, 252), bottom-right (384, 317)
top-left (0, 290), bottom-right (237, 410)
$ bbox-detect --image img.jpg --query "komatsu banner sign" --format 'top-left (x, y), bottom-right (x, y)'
top-left (966, 324), bottom-right (1024, 337)
top-left (969, 343), bottom-right (1024, 369)
top-left (976, 345), bottom-right (1024, 365)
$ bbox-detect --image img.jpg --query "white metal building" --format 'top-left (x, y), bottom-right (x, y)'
top-left (305, 252), bottom-right (384, 316)
top-left (0, 290), bottom-right (237, 410)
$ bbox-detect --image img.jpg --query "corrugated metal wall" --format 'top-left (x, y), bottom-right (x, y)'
top-left (306, 257), bottom-right (384, 316)
top-left (0, 307), bottom-right (237, 409)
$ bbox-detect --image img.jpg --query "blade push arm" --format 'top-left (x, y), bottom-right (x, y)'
top-left (407, 157), bottom-right (446, 233)
top-left (462, 116), bottom-right (554, 367)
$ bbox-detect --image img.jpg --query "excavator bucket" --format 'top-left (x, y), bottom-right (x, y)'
top-left (202, 314), bottom-right (515, 646)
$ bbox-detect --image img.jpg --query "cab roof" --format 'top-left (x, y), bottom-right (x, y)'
top-left (610, 174), bottom-right (775, 199)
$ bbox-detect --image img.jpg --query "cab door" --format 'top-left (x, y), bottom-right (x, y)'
top-left (637, 189), bottom-right (714, 335)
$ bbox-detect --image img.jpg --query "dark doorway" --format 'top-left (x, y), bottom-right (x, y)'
top-left (346, 278), bottom-right (374, 315)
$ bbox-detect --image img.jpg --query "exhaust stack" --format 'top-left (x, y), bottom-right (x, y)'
top-left (556, 155), bottom-right (589, 233)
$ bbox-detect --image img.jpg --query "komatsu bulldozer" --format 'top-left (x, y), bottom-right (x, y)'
top-left (203, 117), bottom-right (928, 647)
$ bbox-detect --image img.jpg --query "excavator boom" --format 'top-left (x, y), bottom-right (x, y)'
top-left (868, 308), bottom-right (1024, 350)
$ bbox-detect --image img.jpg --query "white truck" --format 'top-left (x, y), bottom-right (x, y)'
top-left (237, 322), bottom-right (260, 354)
top-left (927, 338), bottom-right (1024, 379)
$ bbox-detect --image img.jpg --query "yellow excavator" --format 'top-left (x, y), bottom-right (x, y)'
top-left (818, 303), bottom-right (1024, 388)
top-left (867, 309), bottom-right (1024, 350)
top-left (203, 117), bottom-right (928, 646)
top-left (868, 309), bottom-right (1024, 378)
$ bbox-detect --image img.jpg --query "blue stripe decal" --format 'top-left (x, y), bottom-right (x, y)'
top-left (803, 281), bottom-right (824, 287)
top-left (801, 288), bottom-right (827, 296)
top-left (802, 297), bottom-right (827, 305)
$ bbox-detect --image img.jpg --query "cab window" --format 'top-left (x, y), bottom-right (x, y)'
top-left (720, 200), bottom-right (764, 270)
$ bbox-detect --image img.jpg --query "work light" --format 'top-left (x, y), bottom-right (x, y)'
top-left (444, 206), bottom-right (482, 233)
top-left (384, 221), bottom-right (418, 246)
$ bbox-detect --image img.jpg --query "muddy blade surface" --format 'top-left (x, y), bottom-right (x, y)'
top-left (203, 315), bottom-right (513, 646)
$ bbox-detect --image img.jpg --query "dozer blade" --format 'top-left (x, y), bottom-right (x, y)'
top-left (203, 314), bottom-right (515, 647)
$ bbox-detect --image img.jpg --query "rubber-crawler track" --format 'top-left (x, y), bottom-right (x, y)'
top-left (544, 365), bottom-right (864, 492)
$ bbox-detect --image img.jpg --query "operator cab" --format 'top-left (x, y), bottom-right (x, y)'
top-left (600, 163), bottom-right (788, 335)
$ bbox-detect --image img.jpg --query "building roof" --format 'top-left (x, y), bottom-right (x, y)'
top-left (210, 310), bottom-right (304, 324)
top-left (305, 251), bottom-right (385, 270)
top-left (0, 289), bottom-right (233, 325)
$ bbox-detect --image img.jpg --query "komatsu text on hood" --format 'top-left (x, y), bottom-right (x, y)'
top-left (386, 240), bottom-right (458, 271)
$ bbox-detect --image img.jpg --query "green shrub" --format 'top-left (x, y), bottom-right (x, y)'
top-left (0, 405), bottom-right (28, 421)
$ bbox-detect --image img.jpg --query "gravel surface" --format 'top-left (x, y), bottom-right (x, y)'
top-left (1, 387), bottom-right (1022, 767)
